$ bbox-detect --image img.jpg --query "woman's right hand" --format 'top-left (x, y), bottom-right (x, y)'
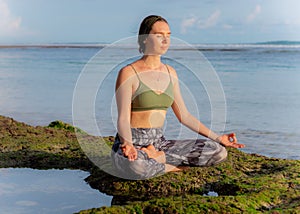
top-left (120, 143), bottom-right (138, 161)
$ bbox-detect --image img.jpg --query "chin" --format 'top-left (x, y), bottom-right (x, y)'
top-left (146, 48), bottom-right (168, 56)
top-left (159, 48), bottom-right (168, 55)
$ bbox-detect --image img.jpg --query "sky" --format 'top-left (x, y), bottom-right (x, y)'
top-left (0, 0), bottom-right (300, 44)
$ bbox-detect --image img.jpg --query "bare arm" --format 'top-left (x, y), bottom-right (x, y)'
top-left (115, 66), bottom-right (138, 160)
top-left (169, 66), bottom-right (245, 148)
top-left (170, 67), bottom-right (219, 140)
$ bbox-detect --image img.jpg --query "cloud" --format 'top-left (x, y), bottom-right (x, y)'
top-left (198, 10), bottom-right (221, 29)
top-left (247, 4), bottom-right (261, 22)
top-left (0, 0), bottom-right (22, 36)
top-left (181, 17), bottom-right (197, 34)
top-left (180, 10), bottom-right (221, 34)
top-left (15, 200), bottom-right (38, 207)
top-left (0, 182), bottom-right (16, 195)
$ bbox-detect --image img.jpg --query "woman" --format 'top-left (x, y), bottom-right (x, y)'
top-left (112, 15), bottom-right (245, 180)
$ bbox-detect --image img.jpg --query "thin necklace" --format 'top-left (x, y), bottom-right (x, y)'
top-left (142, 58), bottom-right (162, 82)
top-left (142, 57), bottom-right (161, 70)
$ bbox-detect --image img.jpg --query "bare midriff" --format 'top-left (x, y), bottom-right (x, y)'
top-left (130, 110), bottom-right (167, 128)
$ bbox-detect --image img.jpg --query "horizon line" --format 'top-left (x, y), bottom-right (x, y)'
top-left (0, 40), bottom-right (300, 49)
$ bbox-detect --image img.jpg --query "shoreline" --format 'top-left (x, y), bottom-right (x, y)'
top-left (0, 115), bottom-right (299, 213)
top-left (1, 42), bottom-right (300, 51)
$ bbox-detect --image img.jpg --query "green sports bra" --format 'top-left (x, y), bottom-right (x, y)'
top-left (130, 64), bottom-right (174, 111)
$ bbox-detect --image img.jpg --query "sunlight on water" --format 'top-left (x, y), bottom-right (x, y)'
top-left (0, 168), bottom-right (112, 214)
top-left (0, 45), bottom-right (299, 160)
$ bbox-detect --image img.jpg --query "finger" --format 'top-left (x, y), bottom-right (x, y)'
top-left (228, 133), bottom-right (235, 140)
top-left (122, 149), bottom-right (128, 156)
top-left (230, 143), bottom-right (241, 148)
top-left (232, 143), bottom-right (245, 148)
top-left (228, 133), bottom-right (235, 137)
top-left (129, 153), bottom-right (137, 161)
top-left (121, 146), bottom-right (127, 154)
top-left (127, 152), bottom-right (134, 161)
top-left (229, 133), bottom-right (238, 143)
top-left (133, 153), bottom-right (138, 160)
top-left (129, 149), bottom-right (138, 160)
top-left (124, 148), bottom-right (131, 156)
top-left (124, 149), bottom-right (132, 158)
top-left (238, 143), bottom-right (245, 148)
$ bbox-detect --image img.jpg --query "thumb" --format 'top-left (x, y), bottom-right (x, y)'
top-left (229, 133), bottom-right (237, 143)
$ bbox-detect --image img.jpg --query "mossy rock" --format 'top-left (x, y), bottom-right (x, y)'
top-left (48, 120), bottom-right (87, 135)
top-left (0, 115), bottom-right (299, 213)
top-left (0, 115), bottom-right (113, 169)
top-left (48, 120), bottom-right (76, 132)
top-left (81, 150), bottom-right (300, 213)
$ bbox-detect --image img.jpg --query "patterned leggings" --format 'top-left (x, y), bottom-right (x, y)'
top-left (111, 128), bottom-right (227, 180)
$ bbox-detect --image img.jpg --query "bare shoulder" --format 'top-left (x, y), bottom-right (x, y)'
top-left (118, 64), bottom-right (135, 78)
top-left (165, 64), bottom-right (178, 79)
top-left (116, 64), bottom-right (136, 83)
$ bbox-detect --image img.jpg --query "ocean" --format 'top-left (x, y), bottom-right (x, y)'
top-left (1, 41), bottom-right (300, 160)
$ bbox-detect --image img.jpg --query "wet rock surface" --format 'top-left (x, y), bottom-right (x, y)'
top-left (0, 115), bottom-right (299, 213)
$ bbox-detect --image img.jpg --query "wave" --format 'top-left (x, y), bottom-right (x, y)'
top-left (1, 41), bottom-right (300, 52)
top-left (255, 40), bottom-right (300, 45)
top-left (191, 41), bottom-right (300, 51)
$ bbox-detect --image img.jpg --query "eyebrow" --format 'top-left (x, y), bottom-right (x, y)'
top-left (153, 32), bottom-right (171, 35)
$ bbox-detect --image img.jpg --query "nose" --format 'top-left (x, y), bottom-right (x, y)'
top-left (162, 35), bottom-right (170, 43)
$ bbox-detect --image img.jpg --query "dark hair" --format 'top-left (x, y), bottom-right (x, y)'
top-left (138, 15), bottom-right (168, 53)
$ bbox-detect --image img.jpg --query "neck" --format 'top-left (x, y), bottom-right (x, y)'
top-left (142, 55), bottom-right (162, 69)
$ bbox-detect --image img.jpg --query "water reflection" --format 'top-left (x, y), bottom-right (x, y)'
top-left (0, 168), bottom-right (112, 214)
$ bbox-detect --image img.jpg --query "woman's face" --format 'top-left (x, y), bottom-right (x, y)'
top-left (144, 21), bottom-right (171, 56)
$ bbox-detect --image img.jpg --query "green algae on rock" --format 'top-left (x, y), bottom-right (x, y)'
top-left (0, 115), bottom-right (106, 169)
top-left (81, 149), bottom-right (300, 213)
top-left (0, 115), bottom-right (299, 213)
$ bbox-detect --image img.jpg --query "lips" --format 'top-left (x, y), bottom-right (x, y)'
top-left (161, 45), bottom-right (169, 50)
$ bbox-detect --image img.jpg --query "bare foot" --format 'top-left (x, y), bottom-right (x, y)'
top-left (165, 164), bottom-right (190, 172)
top-left (141, 144), bottom-right (166, 163)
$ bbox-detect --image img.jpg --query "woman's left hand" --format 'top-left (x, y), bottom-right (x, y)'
top-left (217, 133), bottom-right (245, 148)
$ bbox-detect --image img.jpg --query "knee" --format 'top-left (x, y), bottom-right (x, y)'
top-left (220, 146), bottom-right (228, 160)
top-left (112, 152), bottom-right (147, 179)
top-left (206, 145), bottom-right (228, 166)
top-left (112, 151), bottom-right (164, 180)
top-left (128, 160), bottom-right (148, 176)
top-left (128, 159), bottom-right (165, 179)
top-left (214, 146), bottom-right (228, 164)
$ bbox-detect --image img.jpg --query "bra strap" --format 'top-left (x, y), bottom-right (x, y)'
top-left (129, 64), bottom-right (141, 81)
top-left (130, 63), bottom-right (172, 83)
top-left (165, 64), bottom-right (172, 83)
